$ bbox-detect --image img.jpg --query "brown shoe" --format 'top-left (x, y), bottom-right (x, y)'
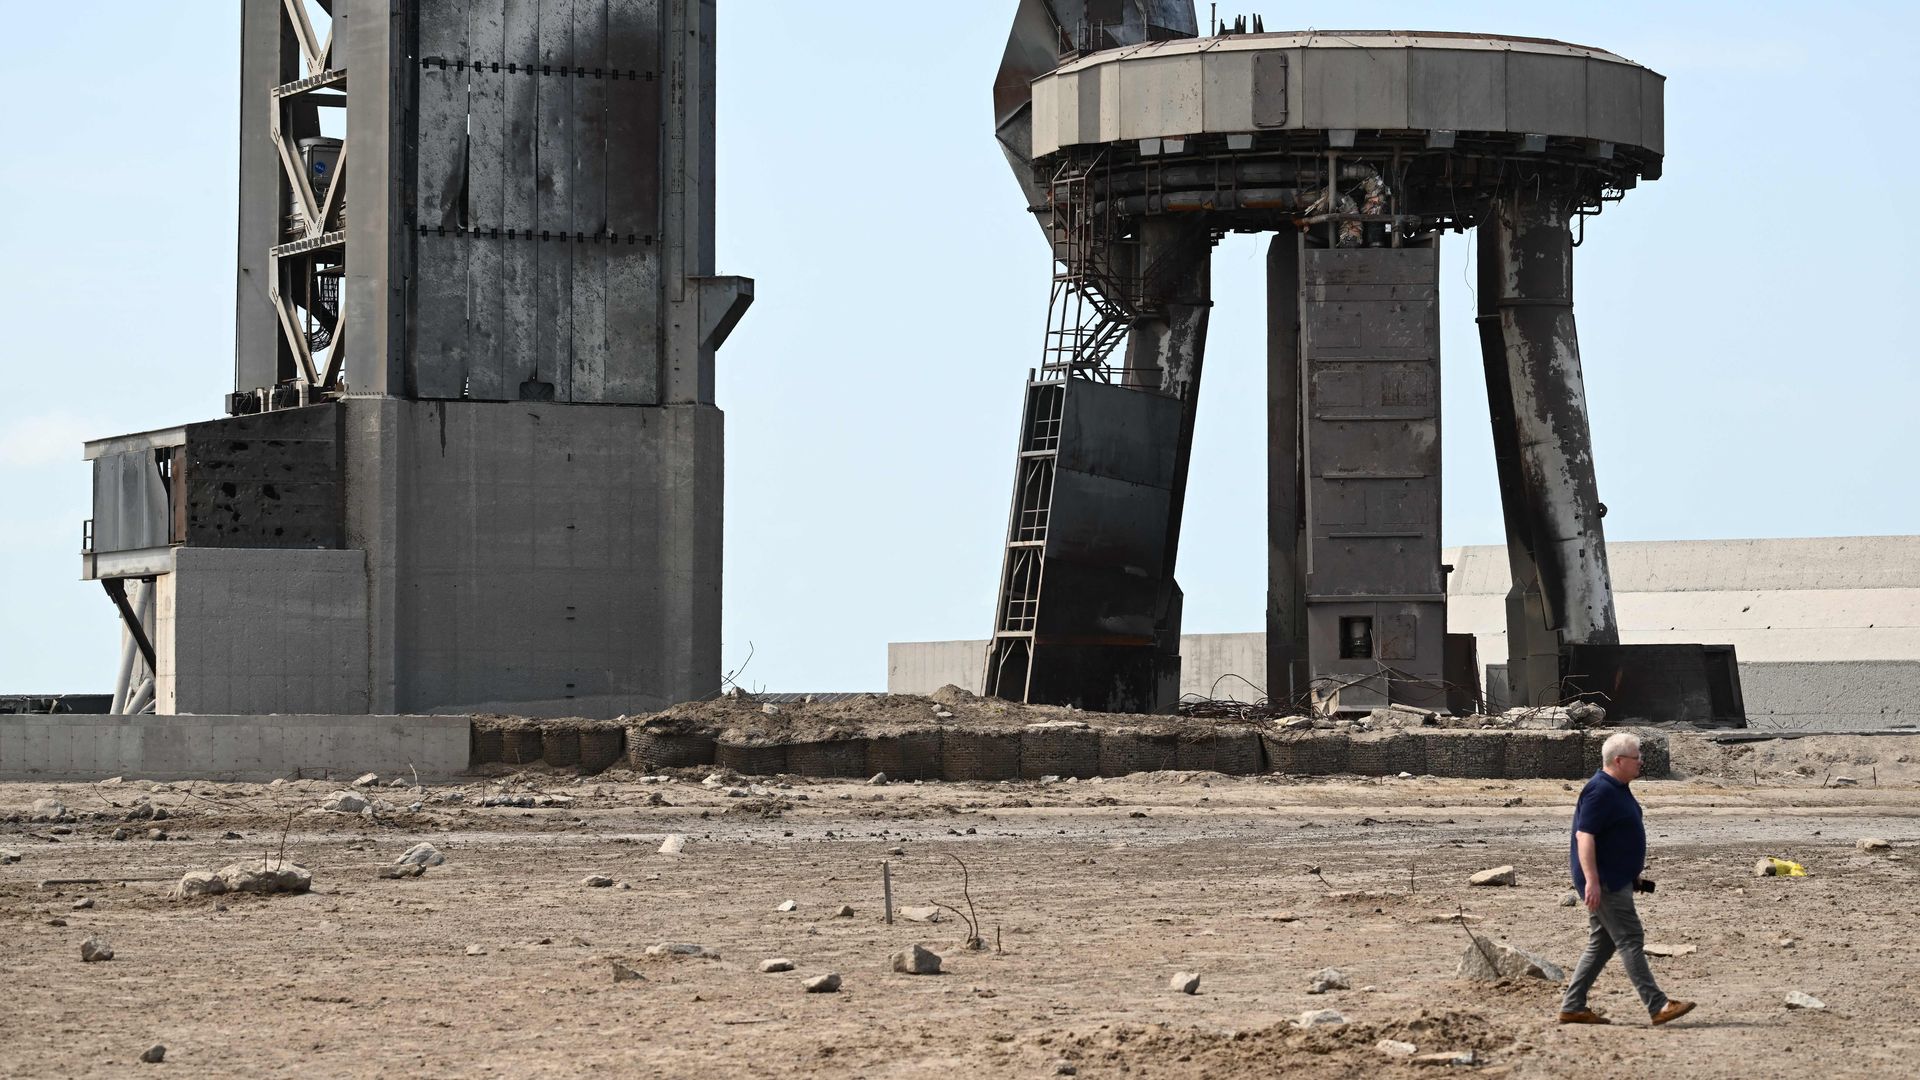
top-left (1651, 1000), bottom-right (1697, 1026)
top-left (1557, 1009), bottom-right (1611, 1025)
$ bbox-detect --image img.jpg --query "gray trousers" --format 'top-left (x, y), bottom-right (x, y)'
top-left (1561, 885), bottom-right (1669, 1016)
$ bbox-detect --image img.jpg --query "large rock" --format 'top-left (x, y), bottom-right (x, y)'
top-left (1168, 971), bottom-right (1201, 995)
top-left (1785, 991), bottom-right (1826, 1010)
top-left (758, 958), bottom-right (796, 973)
top-left (1458, 939), bottom-right (1564, 982)
top-left (396, 842), bottom-right (445, 867)
top-left (216, 857), bottom-right (312, 895)
top-left (804, 972), bottom-right (842, 993)
top-left (175, 871), bottom-right (227, 898)
top-left (29, 799), bottom-right (72, 823)
top-left (322, 791), bottom-right (369, 814)
top-left (899, 905), bottom-right (942, 923)
top-left (1296, 1009), bottom-right (1346, 1027)
top-left (892, 944), bottom-right (942, 975)
top-left (658, 834), bottom-right (687, 855)
top-left (0, 849), bottom-right (20, 864)
top-left (1858, 838), bottom-right (1893, 853)
top-left (645, 942), bottom-right (718, 959)
top-left (1469, 865), bottom-right (1517, 887)
top-left (1307, 967), bottom-right (1350, 994)
top-left (80, 937), bottom-right (114, 962)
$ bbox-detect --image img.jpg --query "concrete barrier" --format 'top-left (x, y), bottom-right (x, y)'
top-left (0, 713), bottom-right (470, 782)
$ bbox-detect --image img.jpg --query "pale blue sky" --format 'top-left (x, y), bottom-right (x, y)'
top-left (2, 2), bottom-right (1915, 695)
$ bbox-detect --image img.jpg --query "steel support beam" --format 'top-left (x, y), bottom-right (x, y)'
top-left (1480, 192), bottom-right (1620, 704)
top-left (1266, 230), bottom-right (1308, 704)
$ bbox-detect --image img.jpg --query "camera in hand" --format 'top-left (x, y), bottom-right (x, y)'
top-left (1634, 878), bottom-right (1656, 894)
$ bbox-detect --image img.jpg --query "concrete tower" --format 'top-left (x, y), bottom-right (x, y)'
top-left (81, 0), bottom-right (749, 718)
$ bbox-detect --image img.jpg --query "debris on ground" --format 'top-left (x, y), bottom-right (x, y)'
top-left (899, 905), bottom-right (941, 923)
top-left (658, 835), bottom-right (687, 855)
top-left (140, 1044), bottom-right (165, 1064)
top-left (1857, 838), bottom-right (1892, 852)
top-left (1755, 857), bottom-right (1808, 877)
top-left (1644, 943), bottom-right (1697, 958)
top-left (1469, 865), bottom-right (1517, 887)
top-left (582, 875), bottom-right (615, 888)
top-left (1308, 967), bottom-right (1350, 994)
top-left (1296, 1008), bottom-right (1346, 1027)
top-left (759, 958), bottom-right (795, 973)
top-left (1457, 939), bottom-right (1564, 982)
top-left (1168, 971), bottom-right (1200, 995)
top-left (396, 842), bottom-right (445, 868)
top-left (80, 937), bottom-right (114, 962)
top-left (322, 791), bottom-right (370, 814)
top-left (645, 942), bottom-right (718, 959)
top-left (1377, 1039), bottom-right (1417, 1057)
top-left (612, 962), bottom-right (645, 983)
top-left (892, 944), bottom-right (942, 975)
top-left (803, 972), bottom-right (842, 993)
top-left (1785, 991), bottom-right (1827, 1010)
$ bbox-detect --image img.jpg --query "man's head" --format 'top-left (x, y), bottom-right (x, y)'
top-left (1601, 731), bottom-right (1643, 783)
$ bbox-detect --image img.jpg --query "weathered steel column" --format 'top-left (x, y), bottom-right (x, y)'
top-left (1482, 193), bottom-right (1620, 675)
top-left (1266, 230), bottom-right (1309, 703)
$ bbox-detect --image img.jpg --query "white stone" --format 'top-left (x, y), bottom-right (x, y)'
top-left (175, 871), bottom-right (227, 898)
top-left (1307, 967), bottom-right (1350, 994)
top-left (0, 849), bottom-right (20, 864)
top-left (396, 842), bottom-right (445, 867)
top-left (899, 905), bottom-right (942, 923)
top-left (1785, 991), bottom-right (1826, 1010)
top-left (1457, 940), bottom-right (1564, 982)
top-left (658, 834), bottom-right (687, 855)
top-left (1858, 837), bottom-right (1892, 852)
top-left (217, 857), bottom-right (312, 895)
top-left (1397, 772), bottom-right (1415, 780)
top-left (762, 703), bottom-right (781, 715)
top-left (465, 944), bottom-right (486, 956)
top-left (1168, 971), bottom-right (1200, 994)
top-left (1469, 865), bottom-right (1517, 887)
top-left (833, 904), bottom-right (855, 917)
top-left (29, 799), bottom-right (72, 823)
top-left (1644, 943), bottom-right (1697, 957)
top-left (322, 791), bottom-right (369, 814)
top-left (1831, 776), bottom-right (1858, 787)
top-left (804, 972), bottom-right (842, 993)
top-left (758, 958), bottom-right (795, 973)
top-left (352, 773), bottom-right (380, 788)
top-left (869, 773), bottom-right (889, 785)
top-left (893, 944), bottom-right (943, 975)
top-left (776, 899), bottom-right (798, 912)
top-left (582, 875), bottom-right (615, 888)
top-left (1377, 1039), bottom-right (1417, 1057)
top-left (645, 942), bottom-right (718, 958)
top-left (1296, 1009), bottom-right (1346, 1027)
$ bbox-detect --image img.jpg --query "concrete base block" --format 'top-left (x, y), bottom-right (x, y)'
top-left (0, 714), bottom-right (470, 782)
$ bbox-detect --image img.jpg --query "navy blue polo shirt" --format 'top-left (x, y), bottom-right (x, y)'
top-left (1568, 770), bottom-right (1646, 892)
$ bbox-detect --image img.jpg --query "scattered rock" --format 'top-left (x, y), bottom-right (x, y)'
top-left (72, 897), bottom-right (94, 911)
top-left (658, 834), bottom-right (687, 855)
top-left (612, 961), bottom-right (646, 983)
top-left (465, 944), bottom-right (486, 956)
top-left (759, 958), bottom-right (795, 973)
top-left (869, 773), bottom-right (889, 786)
top-left (352, 772), bottom-right (380, 787)
top-left (175, 871), bottom-right (226, 898)
top-left (761, 703), bottom-right (781, 715)
top-left (388, 777), bottom-right (408, 787)
top-left (1560, 891), bottom-right (1579, 907)
top-left (1469, 865), bottom-right (1517, 887)
top-left (776, 899), bottom-right (798, 912)
top-left (645, 942), bottom-right (719, 959)
top-left (1296, 1009), bottom-right (1346, 1027)
top-left (214, 857), bottom-right (311, 895)
top-left (322, 791), bottom-right (370, 814)
top-left (81, 937), bottom-right (114, 962)
top-left (1644, 943), bottom-right (1697, 958)
top-left (0, 849), bottom-right (20, 864)
top-left (886, 847), bottom-right (905, 856)
top-left (1397, 772), bottom-right (1415, 780)
top-left (1307, 967), bottom-right (1350, 994)
top-left (378, 864), bottom-right (425, 880)
top-left (221, 831), bottom-right (243, 840)
top-left (1268, 911), bottom-right (1299, 922)
top-left (832, 904), bottom-right (855, 918)
top-left (29, 799), bottom-right (73, 823)
top-left (1785, 991), bottom-right (1826, 1010)
top-left (899, 905), bottom-right (941, 923)
top-left (1830, 776), bottom-right (1858, 787)
top-left (146, 828), bottom-right (169, 842)
top-left (582, 875), bottom-right (615, 888)
top-left (395, 842), bottom-right (445, 867)
top-left (1414, 1051), bottom-right (1478, 1067)
top-left (1858, 837), bottom-right (1892, 852)
top-left (892, 944), bottom-right (943, 975)
top-left (1378, 1039), bottom-right (1418, 1057)
top-left (803, 972), bottom-right (842, 993)
top-left (124, 801), bottom-right (155, 822)
top-left (1457, 940), bottom-right (1564, 982)
top-left (47, 917), bottom-right (67, 927)
top-left (1168, 971), bottom-right (1201, 995)
top-left (140, 1044), bottom-right (166, 1064)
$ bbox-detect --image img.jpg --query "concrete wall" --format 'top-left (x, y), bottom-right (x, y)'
top-left (892, 537), bottom-right (1920, 727)
top-left (157, 548), bottom-right (370, 715)
top-left (0, 714), bottom-right (470, 782)
top-left (349, 398), bottom-right (723, 718)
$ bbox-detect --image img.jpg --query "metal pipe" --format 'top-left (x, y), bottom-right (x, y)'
top-left (1483, 191), bottom-right (1619, 649)
top-left (124, 676), bottom-right (155, 716)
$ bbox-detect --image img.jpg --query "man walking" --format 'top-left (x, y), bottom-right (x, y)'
top-left (1558, 731), bottom-right (1696, 1026)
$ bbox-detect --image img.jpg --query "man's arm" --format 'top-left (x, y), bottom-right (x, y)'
top-left (1576, 830), bottom-right (1602, 912)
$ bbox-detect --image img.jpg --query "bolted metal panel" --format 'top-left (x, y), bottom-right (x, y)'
top-left (91, 451), bottom-right (172, 557)
top-left (1301, 45), bottom-right (1409, 132)
top-left (1248, 50), bottom-right (1287, 128)
top-left (1407, 48), bottom-right (1505, 133)
top-left (1300, 245), bottom-right (1446, 708)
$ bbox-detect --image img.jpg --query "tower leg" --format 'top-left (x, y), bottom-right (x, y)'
top-left (1480, 193), bottom-right (1620, 703)
top-left (1266, 230), bottom-right (1309, 704)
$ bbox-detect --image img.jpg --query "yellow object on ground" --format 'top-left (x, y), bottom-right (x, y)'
top-left (1758, 857), bottom-right (1808, 877)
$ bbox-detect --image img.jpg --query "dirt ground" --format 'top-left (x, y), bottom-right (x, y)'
top-left (3, 733), bottom-right (1917, 1078)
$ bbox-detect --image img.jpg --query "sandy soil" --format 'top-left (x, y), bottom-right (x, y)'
top-left (3, 734), bottom-right (1917, 1078)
